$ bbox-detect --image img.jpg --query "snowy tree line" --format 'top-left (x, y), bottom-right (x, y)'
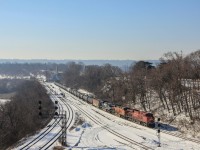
top-left (61, 50), bottom-right (200, 121)
top-left (0, 80), bottom-right (53, 149)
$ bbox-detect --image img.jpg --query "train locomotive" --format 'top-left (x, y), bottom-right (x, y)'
top-left (114, 106), bottom-right (155, 127)
top-left (55, 83), bottom-right (155, 128)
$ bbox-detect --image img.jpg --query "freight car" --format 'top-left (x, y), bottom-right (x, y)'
top-left (114, 106), bottom-right (132, 119)
top-left (76, 92), bottom-right (82, 99)
top-left (54, 82), bottom-right (155, 128)
top-left (82, 94), bottom-right (88, 102)
top-left (87, 97), bottom-right (93, 104)
top-left (92, 99), bottom-right (100, 107)
top-left (93, 100), bottom-right (115, 113)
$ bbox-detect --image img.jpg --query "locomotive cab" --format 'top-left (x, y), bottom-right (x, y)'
top-left (145, 113), bottom-right (155, 128)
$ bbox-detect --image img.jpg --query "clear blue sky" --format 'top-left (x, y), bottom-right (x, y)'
top-left (0, 0), bottom-right (200, 60)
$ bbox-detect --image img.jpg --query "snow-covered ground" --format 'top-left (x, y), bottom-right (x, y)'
top-left (14, 82), bottom-right (200, 150)
top-left (52, 83), bottom-right (200, 150)
top-left (13, 83), bottom-right (75, 150)
top-left (0, 74), bottom-right (31, 79)
top-left (0, 99), bottom-right (10, 105)
top-left (78, 89), bottom-right (95, 98)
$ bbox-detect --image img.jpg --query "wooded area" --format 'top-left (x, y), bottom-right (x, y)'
top-left (0, 80), bottom-right (53, 149)
top-left (61, 50), bottom-right (200, 122)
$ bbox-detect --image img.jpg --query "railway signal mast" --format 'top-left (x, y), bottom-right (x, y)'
top-left (38, 100), bottom-right (42, 116)
top-left (55, 100), bottom-right (59, 116)
top-left (38, 99), bottom-right (68, 146)
top-left (157, 118), bottom-right (161, 147)
top-left (61, 111), bottom-right (67, 146)
top-left (54, 100), bottom-right (67, 146)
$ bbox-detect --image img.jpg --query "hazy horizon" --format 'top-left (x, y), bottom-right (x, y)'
top-left (0, 58), bottom-right (159, 61)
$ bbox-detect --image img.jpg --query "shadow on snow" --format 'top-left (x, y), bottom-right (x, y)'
top-left (155, 122), bottom-right (178, 131)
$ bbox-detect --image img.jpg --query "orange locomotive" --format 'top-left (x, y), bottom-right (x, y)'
top-left (114, 106), bottom-right (131, 118)
top-left (114, 106), bottom-right (155, 127)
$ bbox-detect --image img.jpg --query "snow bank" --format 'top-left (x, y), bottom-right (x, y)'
top-left (0, 99), bottom-right (10, 105)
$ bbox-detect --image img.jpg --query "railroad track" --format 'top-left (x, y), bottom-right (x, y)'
top-left (55, 83), bottom-right (153, 149)
top-left (90, 101), bottom-right (200, 145)
top-left (62, 91), bottom-right (154, 150)
top-left (19, 89), bottom-right (63, 150)
top-left (39, 84), bottom-right (75, 150)
top-left (55, 83), bottom-right (200, 148)
top-left (40, 96), bottom-right (74, 149)
top-left (19, 84), bottom-right (75, 150)
top-left (64, 88), bottom-right (200, 145)
top-left (160, 129), bottom-right (200, 144)
top-left (89, 102), bottom-right (200, 145)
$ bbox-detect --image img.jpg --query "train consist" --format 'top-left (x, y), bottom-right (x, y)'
top-left (55, 83), bottom-right (155, 128)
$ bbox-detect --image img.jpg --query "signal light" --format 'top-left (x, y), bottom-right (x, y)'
top-left (54, 100), bottom-right (58, 116)
top-left (157, 117), bottom-right (161, 147)
top-left (55, 112), bottom-right (59, 116)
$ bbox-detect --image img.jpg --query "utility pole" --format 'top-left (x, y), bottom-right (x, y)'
top-left (157, 118), bottom-right (161, 147)
top-left (61, 111), bottom-right (67, 146)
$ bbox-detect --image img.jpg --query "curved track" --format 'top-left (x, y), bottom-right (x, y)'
top-left (40, 96), bottom-right (74, 150)
top-left (60, 88), bottom-right (154, 150)
top-left (39, 84), bottom-right (75, 150)
top-left (56, 83), bottom-right (200, 146)
top-left (20, 90), bottom-right (63, 150)
top-left (57, 82), bottom-right (200, 149)
top-left (160, 129), bottom-right (200, 145)
top-left (18, 84), bottom-right (75, 150)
